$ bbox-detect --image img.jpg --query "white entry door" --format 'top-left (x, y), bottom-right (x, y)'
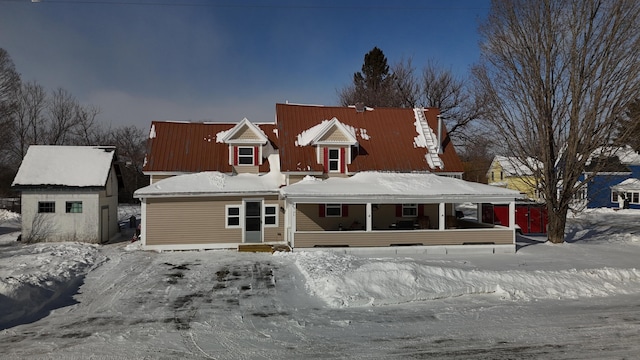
top-left (244, 200), bottom-right (262, 243)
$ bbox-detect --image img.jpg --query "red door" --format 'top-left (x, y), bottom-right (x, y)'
top-left (493, 205), bottom-right (509, 226)
top-left (515, 205), bottom-right (529, 233)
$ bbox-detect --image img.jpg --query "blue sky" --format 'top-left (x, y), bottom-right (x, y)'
top-left (0, 0), bottom-right (490, 129)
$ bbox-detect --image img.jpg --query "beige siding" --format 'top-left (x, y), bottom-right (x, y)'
top-left (151, 174), bottom-right (174, 184)
top-left (145, 195), bottom-right (283, 246)
top-left (293, 229), bottom-right (513, 248)
top-left (233, 165), bottom-right (259, 174)
top-left (319, 127), bottom-right (348, 142)
top-left (287, 175), bottom-right (308, 185)
top-left (235, 125), bottom-right (261, 140)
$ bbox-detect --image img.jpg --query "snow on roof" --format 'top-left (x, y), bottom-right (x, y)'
top-left (611, 178), bottom-right (640, 191)
top-left (135, 171), bottom-right (284, 197)
top-left (494, 156), bottom-right (542, 177)
top-left (135, 155), bottom-right (285, 197)
top-left (281, 172), bottom-right (523, 202)
top-left (295, 118), bottom-right (366, 147)
top-left (12, 146), bottom-right (115, 188)
top-left (586, 146), bottom-right (640, 166)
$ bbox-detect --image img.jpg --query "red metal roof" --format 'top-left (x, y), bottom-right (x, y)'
top-left (275, 103), bottom-right (463, 174)
top-left (142, 121), bottom-right (277, 173)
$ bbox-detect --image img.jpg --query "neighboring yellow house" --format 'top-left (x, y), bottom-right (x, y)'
top-left (487, 156), bottom-right (542, 201)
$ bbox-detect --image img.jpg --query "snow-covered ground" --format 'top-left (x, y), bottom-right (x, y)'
top-left (1, 207), bottom-right (640, 359)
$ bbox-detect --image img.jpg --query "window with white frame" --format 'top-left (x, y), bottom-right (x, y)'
top-left (237, 147), bottom-right (254, 165)
top-left (612, 191), bottom-right (639, 204)
top-left (264, 205), bottom-right (278, 226)
top-left (402, 204), bottom-right (418, 217)
top-left (226, 205), bottom-right (241, 228)
top-left (328, 149), bottom-right (340, 172)
top-left (325, 203), bottom-right (342, 217)
top-left (66, 201), bottom-right (83, 213)
top-left (38, 201), bottom-right (55, 213)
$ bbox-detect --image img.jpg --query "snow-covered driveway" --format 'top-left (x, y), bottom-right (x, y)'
top-left (1, 208), bottom-right (640, 359)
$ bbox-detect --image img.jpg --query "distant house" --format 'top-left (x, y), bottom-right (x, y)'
top-left (582, 146), bottom-right (640, 209)
top-left (487, 156), bottom-right (542, 201)
top-left (12, 146), bottom-right (122, 243)
top-left (135, 104), bottom-right (523, 252)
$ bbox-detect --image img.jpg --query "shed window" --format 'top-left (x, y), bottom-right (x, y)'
top-left (38, 201), bottom-right (55, 213)
top-left (66, 201), bottom-right (83, 213)
top-left (238, 147), bottom-right (254, 165)
top-left (264, 205), bottom-right (278, 226)
top-left (226, 205), bottom-right (241, 228)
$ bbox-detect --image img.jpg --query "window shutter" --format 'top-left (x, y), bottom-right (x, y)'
top-left (319, 204), bottom-right (325, 217)
top-left (396, 204), bottom-right (402, 217)
top-left (418, 204), bottom-right (424, 217)
top-left (233, 146), bottom-right (238, 166)
top-left (323, 147), bottom-right (329, 173)
top-left (342, 204), bottom-right (348, 217)
top-left (254, 146), bottom-right (259, 165)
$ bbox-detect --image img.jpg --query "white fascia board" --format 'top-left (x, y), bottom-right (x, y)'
top-left (135, 191), bottom-right (280, 199)
top-left (311, 118), bottom-right (358, 146)
top-left (283, 195), bottom-right (522, 204)
top-left (222, 118), bottom-right (268, 144)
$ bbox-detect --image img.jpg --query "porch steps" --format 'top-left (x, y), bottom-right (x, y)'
top-left (237, 244), bottom-right (292, 253)
top-left (237, 244), bottom-right (275, 253)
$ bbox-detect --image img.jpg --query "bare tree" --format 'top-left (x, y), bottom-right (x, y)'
top-left (109, 125), bottom-right (148, 202)
top-left (420, 60), bottom-right (487, 141)
top-left (474, 0), bottom-right (640, 243)
top-left (11, 81), bottom-right (46, 161)
top-left (47, 88), bottom-right (80, 145)
top-left (70, 104), bottom-right (108, 146)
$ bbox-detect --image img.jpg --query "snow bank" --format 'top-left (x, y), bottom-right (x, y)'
top-left (0, 242), bottom-right (105, 329)
top-left (0, 209), bottom-right (19, 223)
top-left (289, 251), bottom-right (640, 308)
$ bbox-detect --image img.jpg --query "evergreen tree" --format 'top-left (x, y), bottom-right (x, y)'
top-left (340, 47), bottom-right (400, 107)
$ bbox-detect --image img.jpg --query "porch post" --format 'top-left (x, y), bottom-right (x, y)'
top-left (140, 199), bottom-right (146, 246)
top-left (508, 201), bottom-right (516, 229)
top-left (365, 203), bottom-right (372, 231)
top-left (288, 201), bottom-right (297, 248)
top-left (438, 202), bottom-right (446, 230)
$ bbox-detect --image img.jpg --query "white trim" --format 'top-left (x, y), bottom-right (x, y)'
top-left (263, 204), bottom-right (279, 227)
top-left (221, 118), bottom-right (269, 145)
top-left (237, 146), bottom-right (255, 166)
top-left (242, 198), bottom-right (264, 243)
top-left (292, 244), bottom-right (516, 255)
top-left (225, 204), bottom-right (242, 229)
top-left (142, 241), bottom-right (288, 252)
top-left (327, 148), bottom-right (341, 173)
top-left (325, 203), bottom-right (342, 217)
top-left (140, 200), bottom-right (147, 246)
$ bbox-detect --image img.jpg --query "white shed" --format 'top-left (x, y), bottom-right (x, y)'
top-left (12, 146), bottom-right (121, 243)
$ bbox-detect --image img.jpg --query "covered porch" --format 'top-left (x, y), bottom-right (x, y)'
top-left (281, 172), bottom-right (524, 251)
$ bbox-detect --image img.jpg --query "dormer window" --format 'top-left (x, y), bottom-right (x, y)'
top-left (238, 146), bottom-right (255, 165)
top-left (328, 149), bottom-right (340, 172)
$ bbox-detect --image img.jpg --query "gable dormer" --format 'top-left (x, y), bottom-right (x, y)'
top-left (220, 118), bottom-right (270, 173)
top-left (309, 118), bottom-right (358, 175)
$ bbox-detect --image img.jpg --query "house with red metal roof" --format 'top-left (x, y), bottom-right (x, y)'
top-left (135, 103), bottom-right (523, 252)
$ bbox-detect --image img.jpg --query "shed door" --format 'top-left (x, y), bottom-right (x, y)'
top-left (244, 200), bottom-right (262, 243)
top-left (101, 206), bottom-right (109, 243)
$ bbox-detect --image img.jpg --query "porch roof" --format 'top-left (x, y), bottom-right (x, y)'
top-left (134, 170), bottom-right (284, 197)
top-left (281, 172), bottom-right (524, 203)
top-left (611, 178), bottom-right (640, 191)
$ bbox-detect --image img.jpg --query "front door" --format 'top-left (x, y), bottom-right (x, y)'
top-left (244, 200), bottom-right (262, 243)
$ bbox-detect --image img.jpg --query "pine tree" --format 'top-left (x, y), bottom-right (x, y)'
top-left (340, 47), bottom-right (399, 107)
